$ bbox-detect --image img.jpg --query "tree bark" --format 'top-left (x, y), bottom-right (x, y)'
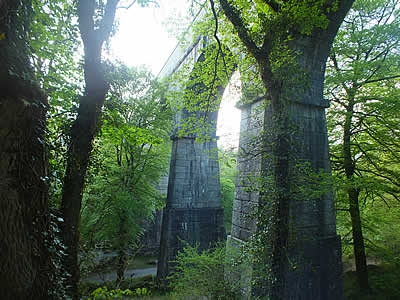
top-left (61, 1), bottom-right (118, 298)
top-left (348, 187), bottom-right (369, 290)
top-left (0, 1), bottom-right (51, 299)
top-left (116, 248), bottom-right (128, 286)
top-left (116, 214), bottom-right (129, 286)
top-left (343, 93), bottom-right (370, 290)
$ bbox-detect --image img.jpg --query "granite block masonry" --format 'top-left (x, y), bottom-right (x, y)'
top-left (230, 97), bottom-right (343, 299)
top-left (157, 134), bottom-right (226, 280)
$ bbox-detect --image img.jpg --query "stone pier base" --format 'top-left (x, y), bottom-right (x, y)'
top-left (157, 207), bottom-right (226, 279)
top-left (273, 234), bottom-right (344, 300)
top-left (225, 234), bottom-right (344, 300)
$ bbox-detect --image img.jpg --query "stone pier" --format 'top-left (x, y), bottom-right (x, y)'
top-left (229, 97), bottom-right (343, 299)
top-left (157, 129), bottom-right (226, 279)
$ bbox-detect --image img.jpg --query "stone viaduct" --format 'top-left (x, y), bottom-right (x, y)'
top-left (154, 17), bottom-right (343, 299)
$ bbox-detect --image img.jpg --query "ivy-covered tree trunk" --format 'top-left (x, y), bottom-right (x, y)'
top-left (61, 1), bottom-right (118, 298)
top-left (218, 0), bottom-right (355, 298)
top-left (0, 0), bottom-right (51, 299)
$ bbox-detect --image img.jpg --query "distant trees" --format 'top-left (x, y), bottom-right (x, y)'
top-left (80, 65), bottom-right (171, 285)
top-left (326, 0), bottom-right (400, 291)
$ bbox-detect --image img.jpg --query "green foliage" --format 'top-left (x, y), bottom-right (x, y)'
top-left (169, 243), bottom-right (241, 299)
top-left (220, 177), bottom-right (235, 232)
top-left (89, 286), bottom-right (151, 299)
top-left (80, 273), bottom-right (160, 299)
top-left (167, 42), bottom-right (236, 141)
top-left (80, 65), bottom-right (171, 251)
top-left (280, 0), bottom-right (332, 35)
top-left (183, 5), bottom-right (266, 104)
top-left (208, 0), bottom-right (340, 87)
top-left (337, 194), bottom-right (400, 263)
top-left (326, 0), bottom-right (400, 259)
top-left (290, 161), bottom-right (333, 201)
top-left (29, 0), bottom-right (82, 207)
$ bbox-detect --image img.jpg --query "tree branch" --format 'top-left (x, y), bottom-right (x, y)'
top-left (117, 0), bottom-right (136, 9)
top-left (362, 74), bottom-right (400, 85)
top-left (78, 0), bottom-right (96, 44)
top-left (218, 0), bottom-right (261, 58)
top-left (320, 0), bottom-right (356, 50)
top-left (263, 0), bottom-right (280, 12)
top-left (98, 0), bottom-right (119, 43)
top-left (209, 0), bottom-right (230, 79)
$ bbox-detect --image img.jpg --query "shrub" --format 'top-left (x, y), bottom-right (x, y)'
top-left (169, 242), bottom-right (241, 299)
top-left (89, 286), bottom-right (151, 299)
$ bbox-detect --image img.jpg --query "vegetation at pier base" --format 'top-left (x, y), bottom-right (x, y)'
top-left (168, 243), bottom-right (241, 299)
top-left (1, 0), bottom-right (400, 298)
top-left (79, 244), bottom-right (400, 299)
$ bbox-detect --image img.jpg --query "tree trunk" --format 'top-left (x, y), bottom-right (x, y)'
top-left (116, 248), bottom-right (128, 286)
top-left (348, 188), bottom-right (369, 290)
top-left (343, 95), bottom-right (370, 290)
top-left (0, 1), bottom-right (51, 299)
top-left (61, 1), bottom-right (118, 298)
top-left (116, 214), bottom-right (129, 286)
top-left (60, 58), bottom-right (107, 299)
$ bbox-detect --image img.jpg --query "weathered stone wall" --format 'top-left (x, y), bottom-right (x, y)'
top-left (166, 136), bottom-right (222, 209)
top-left (231, 99), bottom-right (265, 242)
top-left (283, 102), bottom-right (343, 300)
top-left (157, 134), bottom-right (226, 279)
top-left (227, 98), bottom-right (265, 298)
